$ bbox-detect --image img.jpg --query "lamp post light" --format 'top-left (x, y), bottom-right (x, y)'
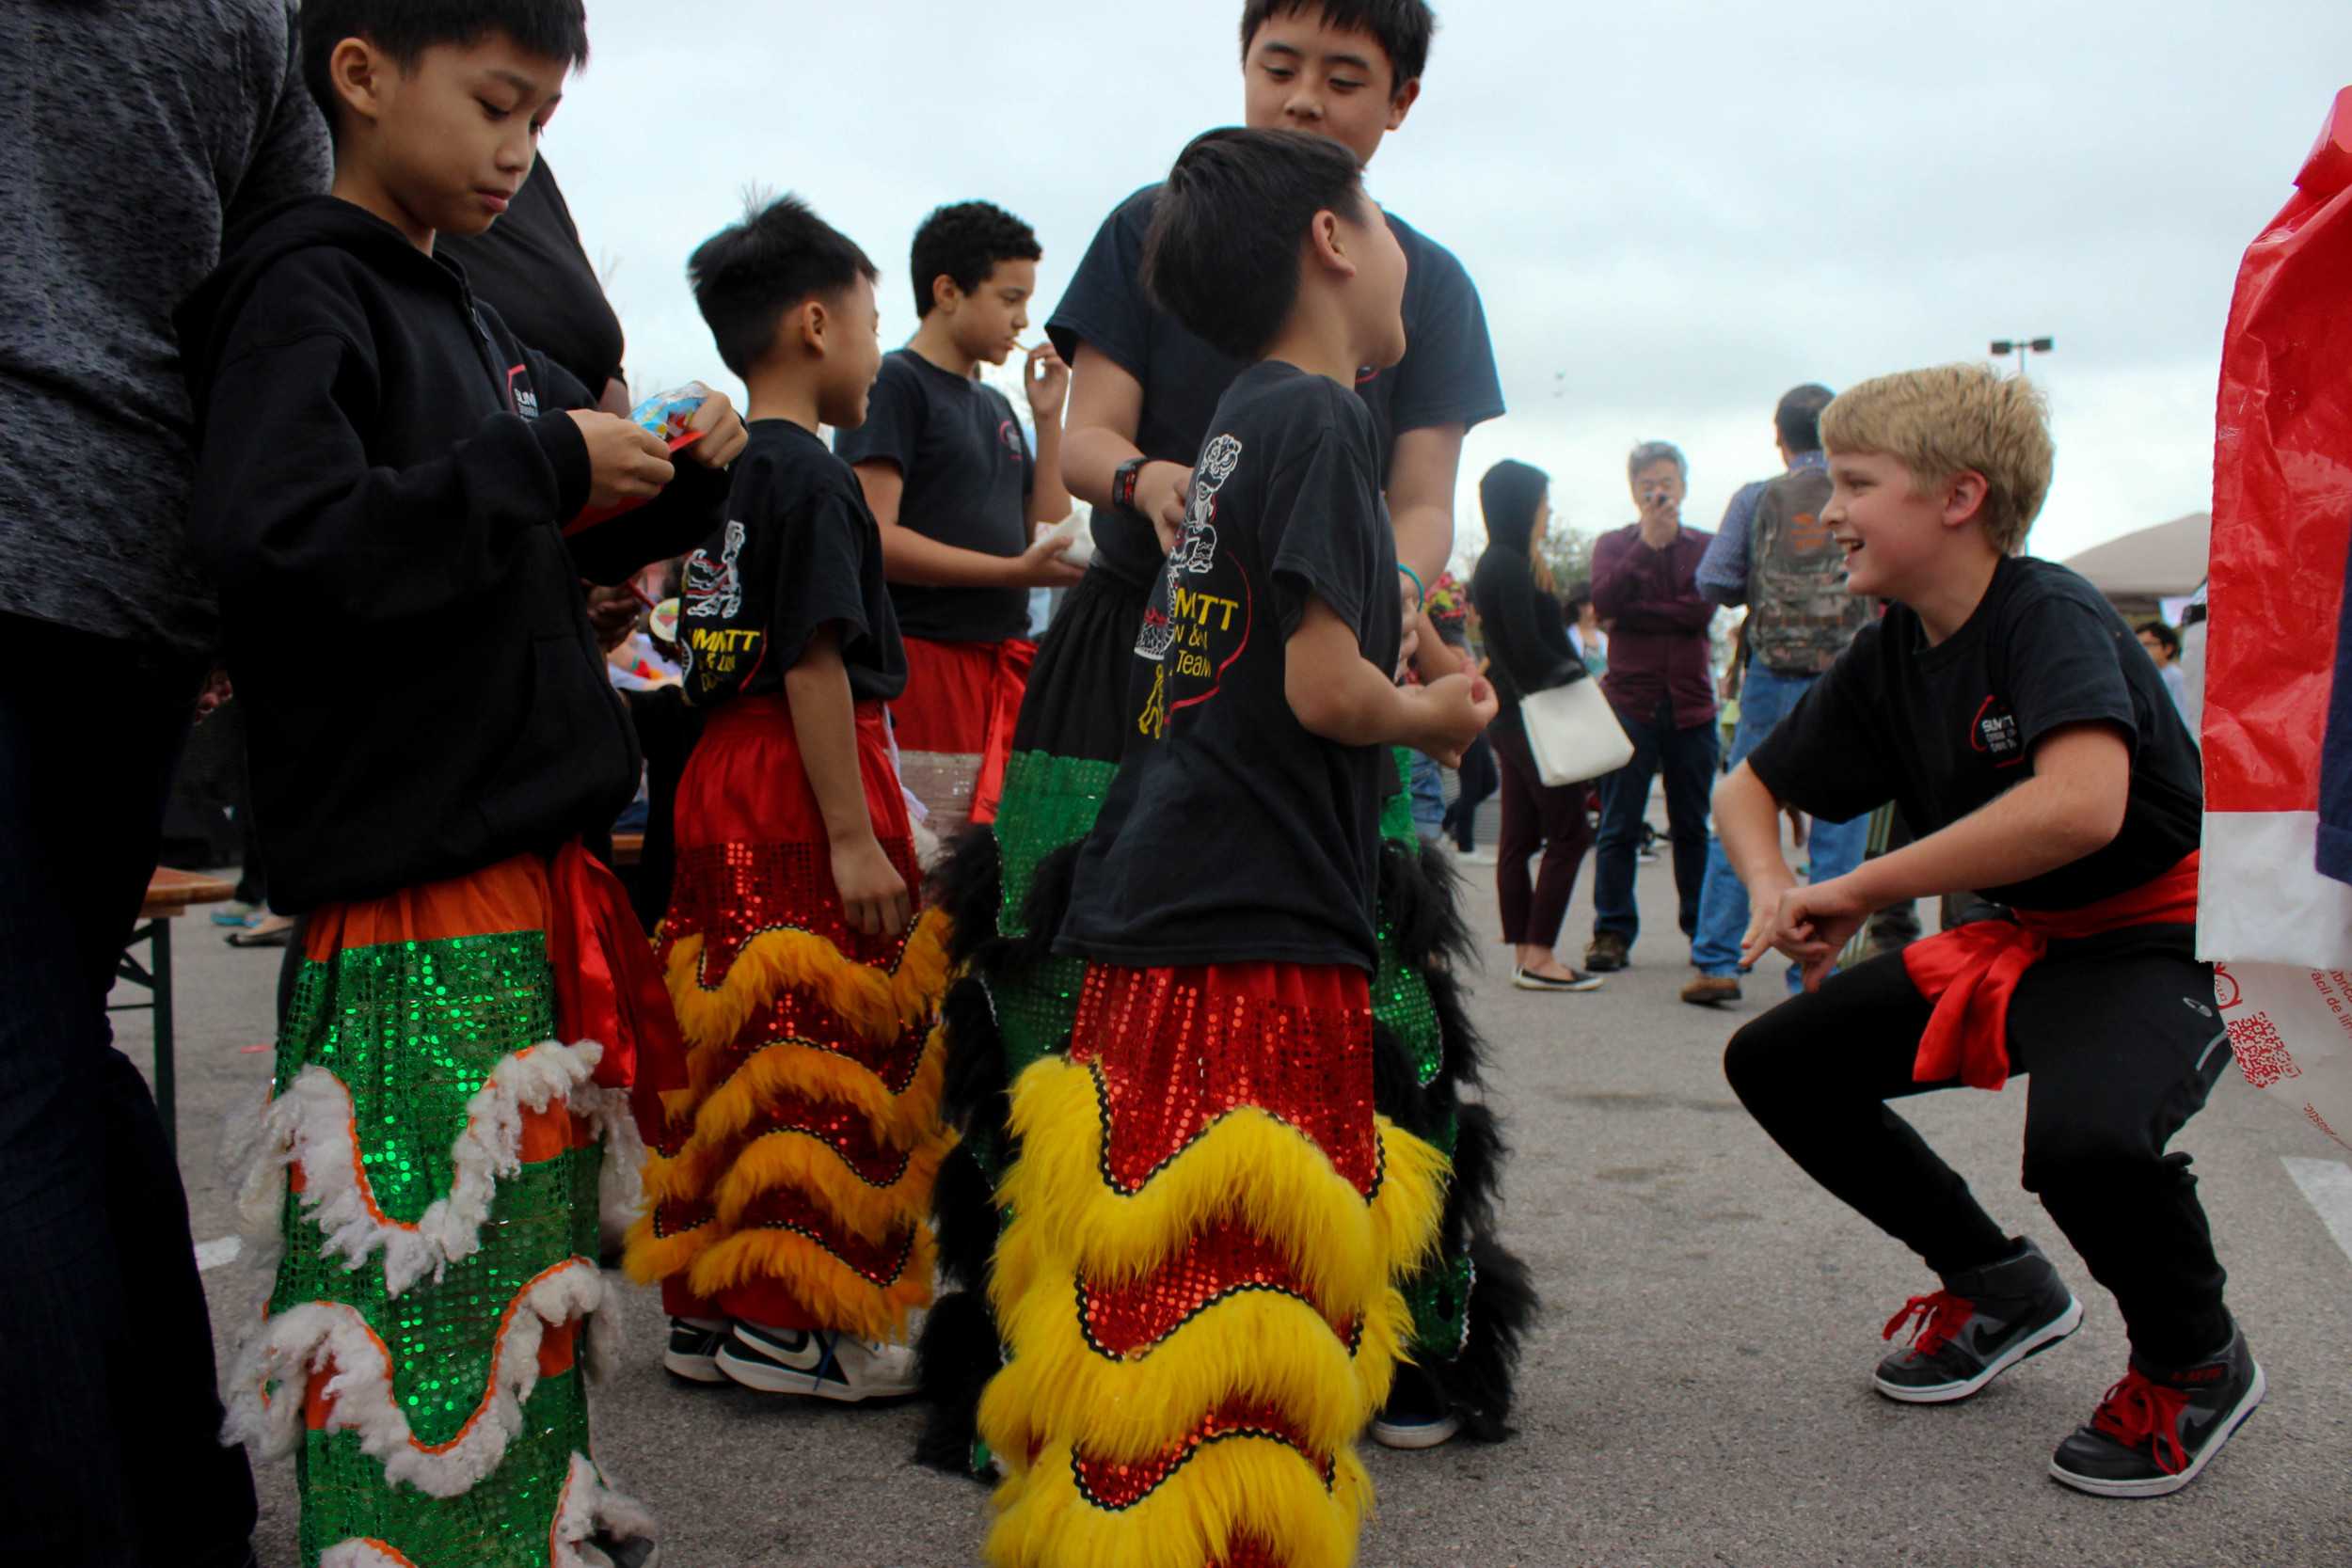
top-left (1990, 336), bottom-right (2055, 378)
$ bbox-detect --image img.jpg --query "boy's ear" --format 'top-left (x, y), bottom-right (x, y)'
top-left (328, 37), bottom-right (392, 129)
top-left (1940, 469), bottom-right (1992, 531)
top-left (1385, 77), bottom-right (1422, 134)
top-left (1307, 210), bottom-right (1360, 280)
top-left (797, 297), bottom-right (830, 356)
top-left (929, 274), bottom-right (961, 315)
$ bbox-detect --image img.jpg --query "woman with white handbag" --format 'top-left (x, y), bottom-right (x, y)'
top-left (1470, 461), bottom-right (1633, 992)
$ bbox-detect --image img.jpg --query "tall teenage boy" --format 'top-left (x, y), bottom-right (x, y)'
top-left (626, 197), bottom-right (956, 1408)
top-left (839, 201), bottom-right (1081, 840)
top-left (919, 0), bottom-right (1526, 1472)
top-left (1721, 365), bottom-right (2261, 1498)
top-left (977, 125), bottom-right (1492, 1568)
top-left (180, 2), bottom-right (748, 1560)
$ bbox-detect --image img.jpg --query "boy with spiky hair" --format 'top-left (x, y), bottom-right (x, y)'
top-left (839, 200), bottom-right (1080, 841)
top-left (180, 2), bottom-right (746, 1560)
top-left (918, 0), bottom-right (1526, 1475)
top-left (627, 194), bottom-right (959, 1413)
top-left (1721, 365), bottom-right (2260, 1498)
top-left (977, 125), bottom-right (1493, 1568)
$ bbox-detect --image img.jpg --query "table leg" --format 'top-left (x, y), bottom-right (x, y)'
top-left (151, 918), bottom-right (176, 1155)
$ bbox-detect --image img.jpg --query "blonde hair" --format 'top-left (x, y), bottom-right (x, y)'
top-left (1820, 365), bottom-right (2054, 554)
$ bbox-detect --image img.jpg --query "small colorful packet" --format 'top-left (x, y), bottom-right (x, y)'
top-left (565, 382), bottom-right (714, 534)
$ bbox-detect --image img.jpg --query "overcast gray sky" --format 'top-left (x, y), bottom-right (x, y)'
top-left (544, 0), bottom-right (2352, 572)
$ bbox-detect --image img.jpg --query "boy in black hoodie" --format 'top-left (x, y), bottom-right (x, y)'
top-left (179, 4), bottom-right (744, 1562)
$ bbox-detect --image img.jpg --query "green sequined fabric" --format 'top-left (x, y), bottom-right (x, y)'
top-left (993, 751), bottom-right (1120, 938)
top-left (270, 929), bottom-right (600, 1568)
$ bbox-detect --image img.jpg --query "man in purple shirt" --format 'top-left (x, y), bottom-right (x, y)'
top-left (1584, 440), bottom-right (1719, 972)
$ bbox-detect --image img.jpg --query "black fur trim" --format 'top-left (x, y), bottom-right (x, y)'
top-left (1431, 1231), bottom-right (1539, 1443)
top-left (930, 1140), bottom-right (999, 1292)
top-left (930, 826), bottom-right (1005, 971)
top-left (1441, 1101), bottom-right (1507, 1256)
top-left (1379, 837), bottom-right (1476, 972)
top-left (913, 1291), bottom-right (1004, 1480)
top-left (1004, 839), bottom-right (1085, 973)
top-left (1425, 963), bottom-right (1492, 1094)
top-left (940, 976), bottom-right (1009, 1134)
top-left (1372, 1021), bottom-right (1428, 1128)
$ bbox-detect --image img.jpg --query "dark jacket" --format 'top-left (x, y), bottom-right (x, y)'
top-left (1471, 523), bottom-right (1586, 724)
top-left (178, 196), bottom-right (729, 911)
top-left (1590, 522), bottom-right (1718, 728)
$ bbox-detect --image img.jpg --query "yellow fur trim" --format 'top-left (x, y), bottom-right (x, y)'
top-left (710, 1128), bottom-right (951, 1244)
top-left (638, 1144), bottom-right (725, 1208)
top-left (686, 1223), bottom-right (935, 1343)
top-left (987, 1059), bottom-right (1447, 1322)
top-left (620, 1204), bottom-right (714, 1288)
top-left (985, 1434), bottom-right (1374, 1568)
top-left (979, 1275), bottom-right (1413, 1467)
top-left (662, 906), bottom-right (951, 1053)
top-left (691, 1025), bottom-right (947, 1155)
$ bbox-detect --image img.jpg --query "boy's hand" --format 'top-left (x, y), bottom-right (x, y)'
top-left (1413, 672), bottom-right (1498, 768)
top-left (681, 388), bottom-right (749, 468)
top-left (1009, 529), bottom-right (1087, 589)
top-left (582, 581), bottom-right (638, 651)
top-left (566, 411), bottom-right (675, 512)
top-left (831, 833), bottom-right (911, 937)
top-left (1025, 342), bottom-right (1071, 423)
top-left (1743, 872), bottom-right (1871, 992)
top-left (1134, 460), bottom-right (1190, 554)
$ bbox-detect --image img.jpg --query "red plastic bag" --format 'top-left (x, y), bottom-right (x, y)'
top-left (2200, 87), bottom-right (2352, 1149)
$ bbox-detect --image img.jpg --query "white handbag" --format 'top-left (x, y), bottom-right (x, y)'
top-left (1519, 673), bottom-right (1635, 787)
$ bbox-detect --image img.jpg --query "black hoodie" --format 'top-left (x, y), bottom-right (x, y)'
top-left (1470, 491), bottom-right (1588, 726)
top-left (179, 196), bottom-right (730, 912)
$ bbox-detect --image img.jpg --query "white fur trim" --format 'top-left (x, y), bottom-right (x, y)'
top-left (232, 1042), bottom-right (608, 1297)
top-left (319, 1544), bottom-right (419, 1568)
top-left (223, 1258), bottom-right (607, 1498)
top-left (552, 1451), bottom-right (660, 1568)
top-left (574, 1084), bottom-right (649, 1246)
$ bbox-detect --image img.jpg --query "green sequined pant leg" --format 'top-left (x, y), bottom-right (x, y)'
top-left (270, 931), bottom-right (600, 1568)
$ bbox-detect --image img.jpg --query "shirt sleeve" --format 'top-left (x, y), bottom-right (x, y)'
top-left (1045, 194), bottom-right (1154, 380)
top-left (832, 356), bottom-right (922, 474)
top-left (1387, 245), bottom-right (1506, 436)
top-left (1746, 625), bottom-right (1900, 822)
top-left (224, 2), bottom-right (330, 227)
top-left (1268, 426), bottom-right (1385, 641)
top-left (2002, 591), bottom-right (2142, 753)
top-left (767, 485), bottom-right (880, 675)
top-left (1697, 484), bottom-right (1759, 607)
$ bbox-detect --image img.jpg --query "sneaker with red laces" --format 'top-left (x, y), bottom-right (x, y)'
top-left (1873, 1237), bottom-right (2082, 1404)
top-left (2050, 1325), bottom-right (2265, 1498)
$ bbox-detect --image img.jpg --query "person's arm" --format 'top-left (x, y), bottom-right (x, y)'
top-left (1285, 596), bottom-right (1497, 765)
top-left (1058, 346), bottom-right (1188, 546)
top-left (784, 625), bottom-right (911, 937)
top-left (1023, 341), bottom-right (1074, 526)
top-left (852, 460), bottom-right (1080, 589)
top-left (1386, 424), bottom-right (1465, 585)
top-left (1695, 487), bottom-right (1756, 608)
top-left (1605, 534), bottom-right (1719, 632)
top-left (1736, 723), bottom-right (2132, 987)
top-left (222, 2), bottom-right (329, 225)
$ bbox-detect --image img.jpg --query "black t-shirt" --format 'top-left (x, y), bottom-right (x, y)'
top-left (832, 349), bottom-right (1035, 644)
top-left (676, 420), bottom-right (907, 707)
top-left (436, 157), bottom-right (626, 396)
top-left (1047, 183), bottom-right (1504, 588)
top-left (1749, 556), bottom-right (2202, 911)
top-left (1057, 362), bottom-right (1401, 971)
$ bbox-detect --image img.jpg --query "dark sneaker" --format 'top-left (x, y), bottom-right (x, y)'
top-left (1679, 974), bottom-right (1741, 1007)
top-left (716, 1322), bottom-right (918, 1402)
top-left (2050, 1326), bottom-right (2265, 1498)
top-left (1874, 1238), bottom-right (2082, 1404)
top-left (1369, 1363), bottom-right (1463, 1450)
top-left (663, 1317), bottom-right (730, 1384)
top-left (582, 1531), bottom-right (660, 1568)
top-left (1583, 932), bottom-right (1630, 973)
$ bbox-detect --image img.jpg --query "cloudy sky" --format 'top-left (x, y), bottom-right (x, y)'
top-left (543, 0), bottom-right (2352, 572)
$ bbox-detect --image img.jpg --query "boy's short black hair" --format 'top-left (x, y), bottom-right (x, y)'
top-left (301, 0), bottom-right (590, 131)
top-left (2137, 619), bottom-right (2182, 657)
top-left (909, 202), bottom-right (1042, 319)
top-left (1142, 128), bottom-right (1368, 364)
top-left (1774, 383), bottom-right (1835, 455)
top-left (689, 194), bottom-right (879, 378)
top-left (1240, 0), bottom-right (1437, 95)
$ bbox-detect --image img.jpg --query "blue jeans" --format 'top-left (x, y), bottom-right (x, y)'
top-left (1593, 699), bottom-right (1719, 949)
top-left (1409, 752), bottom-right (1446, 842)
top-left (1692, 664), bottom-right (1870, 984)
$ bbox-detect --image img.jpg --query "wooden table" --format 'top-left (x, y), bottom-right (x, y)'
top-left (115, 868), bottom-right (237, 1151)
top-left (610, 831), bottom-right (644, 867)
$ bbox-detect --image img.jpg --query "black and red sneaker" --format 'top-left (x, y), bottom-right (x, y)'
top-left (1873, 1237), bottom-right (2083, 1404)
top-left (2050, 1325), bottom-right (2265, 1498)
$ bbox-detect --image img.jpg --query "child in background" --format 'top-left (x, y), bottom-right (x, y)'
top-left (1722, 365), bottom-right (2258, 1497)
top-left (976, 126), bottom-right (1494, 1568)
top-left (182, 2), bottom-right (747, 1560)
top-left (627, 196), bottom-right (955, 1405)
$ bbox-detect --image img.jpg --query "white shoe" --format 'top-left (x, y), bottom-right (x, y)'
top-left (716, 1323), bottom-right (918, 1402)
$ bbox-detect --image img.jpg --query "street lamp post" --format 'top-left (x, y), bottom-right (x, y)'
top-left (1990, 336), bottom-right (2056, 378)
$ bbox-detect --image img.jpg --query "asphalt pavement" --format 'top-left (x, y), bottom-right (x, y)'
top-left (143, 847), bottom-right (2352, 1568)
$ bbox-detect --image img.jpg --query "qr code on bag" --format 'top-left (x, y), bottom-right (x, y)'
top-left (2228, 1011), bottom-right (2302, 1089)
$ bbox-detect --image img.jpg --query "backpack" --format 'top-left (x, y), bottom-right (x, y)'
top-left (1747, 466), bottom-right (1873, 674)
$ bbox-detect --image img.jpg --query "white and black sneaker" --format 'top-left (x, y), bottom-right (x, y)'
top-left (2050, 1325), bottom-right (2265, 1498)
top-left (1513, 966), bottom-right (1604, 993)
top-left (715, 1322), bottom-right (919, 1402)
top-left (663, 1317), bottom-right (730, 1384)
top-left (1874, 1237), bottom-right (2082, 1404)
top-left (1369, 1363), bottom-right (1464, 1450)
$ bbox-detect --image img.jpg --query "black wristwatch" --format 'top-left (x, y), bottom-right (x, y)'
top-left (1113, 456), bottom-right (1147, 513)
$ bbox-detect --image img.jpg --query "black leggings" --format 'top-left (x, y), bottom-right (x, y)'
top-left (1441, 733), bottom-right (1499, 851)
top-left (1723, 928), bottom-right (2233, 1366)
